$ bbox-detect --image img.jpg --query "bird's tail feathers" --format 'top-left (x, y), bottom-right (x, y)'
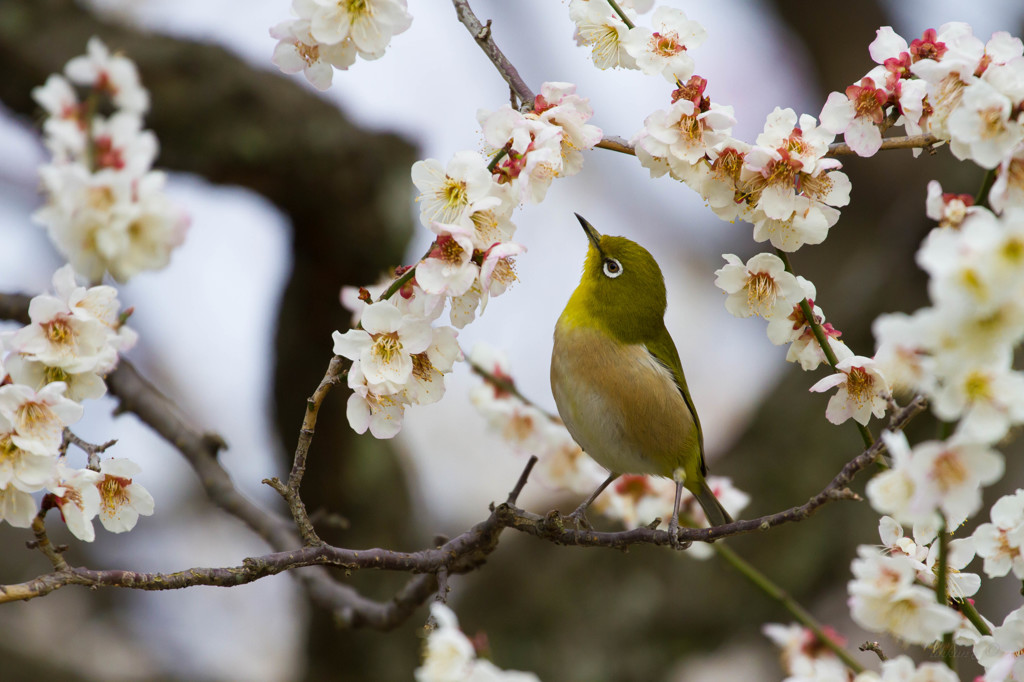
top-left (693, 480), bottom-right (733, 527)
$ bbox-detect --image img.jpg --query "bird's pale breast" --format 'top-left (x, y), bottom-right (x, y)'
top-left (550, 321), bottom-right (700, 477)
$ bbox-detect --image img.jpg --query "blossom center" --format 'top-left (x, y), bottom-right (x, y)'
top-left (411, 353), bottom-right (435, 382)
top-left (0, 434), bottom-right (17, 462)
top-left (963, 371), bottom-right (992, 402)
top-left (650, 31), bottom-right (684, 57)
top-left (845, 367), bottom-right (874, 404)
top-left (746, 272), bottom-right (779, 313)
top-left (1002, 238), bottom-right (1024, 264)
top-left (372, 332), bottom-right (402, 365)
top-left (100, 474), bottom-right (132, 515)
top-left (296, 42), bottom-right (320, 66)
top-left (17, 402), bottom-right (52, 433)
top-left (346, 0), bottom-right (369, 17)
top-left (932, 450), bottom-right (968, 491)
top-left (980, 107), bottom-right (1007, 138)
top-left (434, 178), bottom-right (468, 223)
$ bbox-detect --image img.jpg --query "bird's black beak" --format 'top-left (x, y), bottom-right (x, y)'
top-left (575, 213), bottom-right (604, 257)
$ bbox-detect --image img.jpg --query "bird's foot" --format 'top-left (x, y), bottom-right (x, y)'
top-left (666, 515), bottom-right (691, 550)
top-left (564, 503), bottom-right (594, 530)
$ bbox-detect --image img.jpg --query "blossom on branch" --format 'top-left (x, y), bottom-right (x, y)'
top-left (809, 356), bottom-right (890, 426)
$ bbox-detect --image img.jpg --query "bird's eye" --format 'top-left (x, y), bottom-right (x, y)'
top-left (602, 258), bottom-right (623, 278)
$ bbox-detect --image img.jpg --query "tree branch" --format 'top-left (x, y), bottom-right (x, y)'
top-left (0, 397), bottom-right (926, 610)
top-left (452, 0), bottom-right (535, 107)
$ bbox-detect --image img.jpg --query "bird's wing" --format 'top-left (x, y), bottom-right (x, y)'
top-left (645, 324), bottom-right (707, 477)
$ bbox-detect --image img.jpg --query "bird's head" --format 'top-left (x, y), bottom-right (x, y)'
top-left (568, 214), bottom-right (668, 341)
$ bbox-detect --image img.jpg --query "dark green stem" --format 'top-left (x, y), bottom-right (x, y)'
top-left (974, 169), bottom-right (997, 209)
top-left (957, 598), bottom-right (992, 636)
top-left (714, 542), bottom-right (865, 674)
top-left (605, 0), bottom-right (635, 29)
top-left (777, 250), bottom-right (874, 448)
top-left (487, 147), bottom-right (508, 173)
top-left (377, 246), bottom-right (434, 303)
top-left (935, 520), bottom-right (955, 669)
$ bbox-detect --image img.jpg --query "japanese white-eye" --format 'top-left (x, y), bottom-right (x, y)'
top-left (550, 214), bottom-right (733, 535)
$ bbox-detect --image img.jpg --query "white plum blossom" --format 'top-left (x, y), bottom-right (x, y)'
top-left (346, 364), bottom-right (406, 439)
top-left (308, 0), bottom-right (411, 57)
top-left (713, 253), bottom-right (803, 320)
top-left (855, 656), bottom-right (959, 682)
top-left (751, 195), bottom-right (838, 252)
top-left (5, 291), bottom-right (114, 373)
top-left (0, 417), bottom-right (58, 493)
top-left (414, 603), bottom-right (541, 682)
top-left (622, 6), bottom-right (706, 83)
top-left (33, 44), bottom-right (188, 283)
top-left (50, 464), bottom-right (102, 542)
top-left (848, 545), bottom-right (961, 645)
top-left (531, 82), bottom-right (603, 178)
top-left (972, 489), bottom-right (1024, 579)
top-left (332, 300), bottom-right (432, 389)
top-left (931, 357), bottom-right (1024, 443)
top-left (866, 430), bottom-right (919, 523)
top-left (96, 458), bottom-right (155, 533)
top-left (947, 79), bottom-right (1024, 169)
top-left (0, 382), bottom-right (83, 456)
top-left (637, 97), bottom-right (735, 176)
top-left (416, 221), bottom-right (480, 298)
top-left (991, 147), bottom-right (1024, 213)
top-left (925, 179), bottom-right (976, 229)
top-left (569, 0), bottom-right (637, 70)
top-left (0, 486), bottom-right (36, 529)
top-left (974, 606), bottom-right (1024, 682)
top-left (809, 356), bottom-right (890, 426)
top-left (412, 152), bottom-right (496, 227)
top-left (819, 77), bottom-right (888, 157)
top-left (64, 37), bottom-right (148, 114)
top-left (401, 326), bottom-right (461, 406)
top-left (479, 241), bottom-right (525, 304)
top-left (904, 437), bottom-right (1003, 527)
top-left (270, 13), bottom-right (357, 90)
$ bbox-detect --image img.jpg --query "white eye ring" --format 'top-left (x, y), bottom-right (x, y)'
top-left (602, 258), bottom-right (623, 278)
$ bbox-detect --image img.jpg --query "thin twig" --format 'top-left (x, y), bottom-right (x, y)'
top-left (62, 429), bottom-right (118, 471)
top-left (859, 641), bottom-right (887, 661)
top-left (452, 0), bottom-right (535, 107)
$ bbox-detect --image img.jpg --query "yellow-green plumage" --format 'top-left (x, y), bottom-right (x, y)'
top-left (551, 215), bottom-right (732, 529)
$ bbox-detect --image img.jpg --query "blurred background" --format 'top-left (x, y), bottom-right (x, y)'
top-left (1, 0), bottom-right (1023, 680)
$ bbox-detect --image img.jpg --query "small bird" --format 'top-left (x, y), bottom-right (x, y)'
top-left (550, 214), bottom-right (733, 537)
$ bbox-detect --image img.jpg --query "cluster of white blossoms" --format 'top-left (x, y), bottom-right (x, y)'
top-left (270, 0), bottom-right (411, 90)
top-left (468, 344), bottom-right (748, 542)
top-left (334, 82), bottom-right (601, 439)
top-left (0, 265), bottom-right (153, 541)
top-left (414, 602), bottom-right (540, 682)
top-left (32, 38), bottom-right (187, 284)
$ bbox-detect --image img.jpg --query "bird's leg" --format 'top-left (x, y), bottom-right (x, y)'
top-left (668, 470), bottom-right (690, 550)
top-left (565, 473), bottom-right (619, 530)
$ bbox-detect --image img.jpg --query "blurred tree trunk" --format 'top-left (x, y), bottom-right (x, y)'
top-left (0, 1), bottom-right (421, 678)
